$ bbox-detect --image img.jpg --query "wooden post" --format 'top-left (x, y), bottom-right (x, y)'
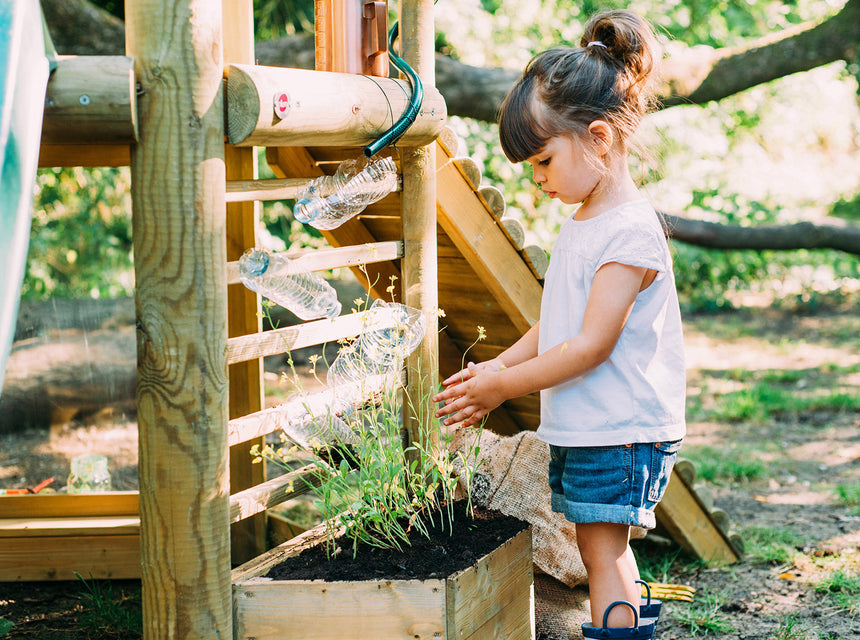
top-left (223, 0), bottom-right (267, 566)
top-left (126, 1), bottom-right (232, 637)
top-left (399, 0), bottom-right (439, 453)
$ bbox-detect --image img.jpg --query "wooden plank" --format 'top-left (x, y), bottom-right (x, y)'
top-left (227, 309), bottom-right (376, 365)
top-left (229, 466), bottom-right (321, 524)
top-left (448, 528), bottom-right (533, 639)
top-left (234, 578), bottom-right (448, 640)
top-left (0, 492), bottom-right (139, 518)
top-left (226, 241), bottom-right (403, 285)
top-left (38, 144), bottom-right (131, 168)
top-left (126, 1), bottom-right (232, 636)
top-left (0, 534), bottom-right (140, 581)
top-left (435, 146), bottom-right (542, 333)
top-left (0, 516), bottom-right (139, 537)
top-left (654, 470), bottom-right (741, 567)
top-left (226, 176), bottom-right (307, 202)
top-left (231, 520), bottom-right (334, 584)
top-left (224, 0), bottom-right (267, 566)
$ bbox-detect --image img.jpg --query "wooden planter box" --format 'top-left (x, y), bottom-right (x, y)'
top-left (232, 523), bottom-right (535, 640)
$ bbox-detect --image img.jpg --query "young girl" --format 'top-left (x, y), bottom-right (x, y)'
top-left (433, 9), bottom-right (685, 638)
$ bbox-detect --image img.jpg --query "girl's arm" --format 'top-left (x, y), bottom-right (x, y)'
top-left (434, 261), bottom-right (650, 426)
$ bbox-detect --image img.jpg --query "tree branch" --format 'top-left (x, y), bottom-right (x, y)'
top-left (42, 0), bottom-right (860, 123)
top-left (661, 213), bottom-right (860, 256)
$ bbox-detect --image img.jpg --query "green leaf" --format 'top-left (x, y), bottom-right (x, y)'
top-left (0, 619), bottom-right (14, 637)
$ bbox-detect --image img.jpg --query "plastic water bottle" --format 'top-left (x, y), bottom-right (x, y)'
top-left (67, 454), bottom-right (112, 493)
top-left (326, 300), bottom-right (425, 396)
top-left (238, 248), bottom-right (342, 320)
top-left (293, 156), bottom-right (397, 230)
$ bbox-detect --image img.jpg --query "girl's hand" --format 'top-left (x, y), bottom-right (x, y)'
top-left (433, 361), bottom-right (507, 427)
top-left (439, 358), bottom-right (505, 388)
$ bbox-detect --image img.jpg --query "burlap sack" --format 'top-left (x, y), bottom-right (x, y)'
top-left (452, 427), bottom-right (645, 588)
top-left (534, 574), bottom-right (591, 640)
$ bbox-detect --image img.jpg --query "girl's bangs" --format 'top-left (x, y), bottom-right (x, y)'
top-left (498, 80), bottom-right (552, 163)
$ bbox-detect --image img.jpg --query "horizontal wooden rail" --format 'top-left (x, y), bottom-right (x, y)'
top-left (226, 240), bottom-right (403, 284)
top-left (226, 177), bottom-right (309, 202)
top-left (226, 176), bottom-right (402, 203)
top-left (42, 56), bottom-right (138, 145)
top-left (229, 465), bottom-right (321, 524)
top-left (228, 372), bottom-right (402, 446)
top-left (228, 310), bottom-right (366, 364)
top-left (225, 64), bottom-right (446, 147)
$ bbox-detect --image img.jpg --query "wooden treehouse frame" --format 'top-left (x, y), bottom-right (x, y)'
top-left (1, 0), bottom-right (742, 637)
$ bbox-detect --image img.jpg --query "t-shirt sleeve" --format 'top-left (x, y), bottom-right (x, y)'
top-left (596, 217), bottom-right (667, 274)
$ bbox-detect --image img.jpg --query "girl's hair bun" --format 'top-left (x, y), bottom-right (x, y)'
top-left (580, 9), bottom-right (659, 109)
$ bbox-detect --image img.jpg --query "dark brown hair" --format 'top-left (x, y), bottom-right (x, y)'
top-left (498, 10), bottom-right (660, 163)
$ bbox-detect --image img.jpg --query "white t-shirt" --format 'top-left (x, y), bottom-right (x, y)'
top-left (536, 199), bottom-right (686, 447)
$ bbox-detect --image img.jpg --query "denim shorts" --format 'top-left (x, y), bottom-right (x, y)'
top-left (548, 440), bottom-right (682, 529)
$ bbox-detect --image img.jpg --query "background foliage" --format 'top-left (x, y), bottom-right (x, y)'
top-left (27, 0), bottom-right (860, 311)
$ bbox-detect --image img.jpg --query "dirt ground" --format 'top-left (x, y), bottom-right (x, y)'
top-left (1, 304), bottom-right (858, 639)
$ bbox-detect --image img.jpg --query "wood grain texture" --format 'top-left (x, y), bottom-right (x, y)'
top-left (126, 0), bottom-right (232, 636)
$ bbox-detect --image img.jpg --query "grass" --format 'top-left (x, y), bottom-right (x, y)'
top-left (768, 613), bottom-right (814, 640)
top-left (834, 483), bottom-right (860, 514)
top-left (73, 573), bottom-right (142, 638)
top-left (812, 568), bottom-right (860, 615)
top-left (670, 590), bottom-right (734, 636)
top-left (742, 526), bottom-right (804, 564)
top-left (682, 444), bottom-right (768, 484)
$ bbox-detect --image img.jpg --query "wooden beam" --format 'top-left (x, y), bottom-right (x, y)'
top-left (229, 466), bottom-right (321, 524)
top-left (400, 0), bottom-right (440, 457)
top-left (38, 144), bottom-right (131, 168)
top-left (654, 466), bottom-right (741, 567)
top-left (225, 240), bottom-right (403, 284)
top-left (41, 56), bottom-right (137, 145)
top-left (226, 64), bottom-right (446, 147)
top-left (126, 0), bottom-right (232, 636)
top-left (224, 0), bottom-right (267, 566)
top-left (435, 147), bottom-right (542, 333)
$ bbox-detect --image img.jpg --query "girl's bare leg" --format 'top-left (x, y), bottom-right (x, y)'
top-left (576, 522), bottom-right (641, 627)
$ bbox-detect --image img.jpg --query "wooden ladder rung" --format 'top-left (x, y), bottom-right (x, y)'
top-left (228, 372), bottom-right (403, 446)
top-left (225, 176), bottom-right (403, 203)
top-left (228, 310), bottom-right (369, 364)
top-left (229, 465), bottom-right (321, 524)
top-left (226, 177), bottom-right (310, 202)
top-left (226, 240), bottom-right (403, 284)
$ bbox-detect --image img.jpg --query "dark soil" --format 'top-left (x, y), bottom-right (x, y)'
top-left (266, 501), bottom-right (530, 581)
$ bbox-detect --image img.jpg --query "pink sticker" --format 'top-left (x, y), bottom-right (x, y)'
top-left (273, 92), bottom-right (291, 119)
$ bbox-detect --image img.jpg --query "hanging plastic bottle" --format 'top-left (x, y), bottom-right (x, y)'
top-left (293, 156), bottom-right (397, 230)
top-left (238, 248), bottom-right (342, 320)
top-left (278, 390), bottom-right (358, 450)
top-left (326, 300), bottom-right (425, 399)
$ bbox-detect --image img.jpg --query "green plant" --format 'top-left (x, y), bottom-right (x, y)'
top-left (252, 296), bottom-right (485, 558)
top-left (683, 445), bottom-right (767, 484)
top-left (813, 569), bottom-right (860, 615)
top-left (72, 572), bottom-right (142, 637)
top-left (769, 613), bottom-right (814, 640)
top-left (0, 618), bottom-right (13, 637)
top-left (671, 590), bottom-right (734, 636)
top-left (835, 483), bottom-right (860, 514)
top-left (742, 526), bottom-right (804, 565)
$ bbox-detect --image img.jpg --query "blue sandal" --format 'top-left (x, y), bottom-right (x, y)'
top-left (637, 580), bottom-right (662, 619)
top-left (581, 600), bottom-right (657, 639)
